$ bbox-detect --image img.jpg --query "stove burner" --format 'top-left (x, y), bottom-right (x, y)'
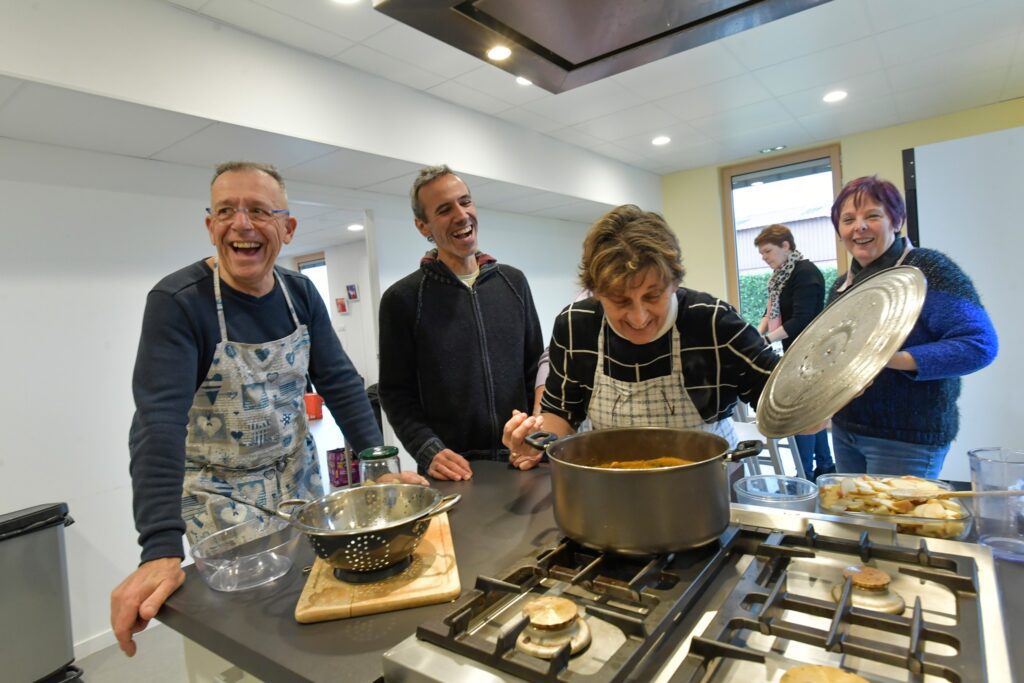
top-left (522, 596), bottom-right (579, 631)
top-left (333, 555), bottom-right (412, 584)
top-left (515, 597), bottom-right (592, 659)
top-left (830, 565), bottom-right (905, 614)
top-left (780, 664), bottom-right (869, 683)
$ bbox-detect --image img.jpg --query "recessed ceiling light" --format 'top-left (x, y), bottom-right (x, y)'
top-left (823, 90), bottom-right (848, 103)
top-left (759, 145), bottom-right (787, 154)
top-left (487, 46), bottom-right (512, 61)
top-left (751, 181), bottom-right (764, 186)
top-left (347, 223), bottom-right (364, 232)
top-left (515, 76), bottom-right (532, 86)
top-left (651, 135), bottom-right (671, 146)
top-left (331, 0), bottom-right (361, 5)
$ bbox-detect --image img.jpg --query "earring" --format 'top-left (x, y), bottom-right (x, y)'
top-left (427, 235), bottom-right (435, 243)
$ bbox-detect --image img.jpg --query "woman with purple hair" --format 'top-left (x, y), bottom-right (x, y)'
top-left (827, 176), bottom-right (998, 478)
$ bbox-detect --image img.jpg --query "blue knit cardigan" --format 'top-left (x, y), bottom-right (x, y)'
top-left (827, 241), bottom-right (998, 446)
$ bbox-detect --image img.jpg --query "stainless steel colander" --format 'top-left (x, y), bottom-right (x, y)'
top-left (277, 484), bottom-right (460, 575)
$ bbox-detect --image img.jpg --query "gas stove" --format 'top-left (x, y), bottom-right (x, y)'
top-left (382, 506), bottom-right (1009, 682)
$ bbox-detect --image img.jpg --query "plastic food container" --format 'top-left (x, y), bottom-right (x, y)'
top-left (817, 474), bottom-right (972, 540)
top-left (190, 516), bottom-right (300, 591)
top-left (734, 475), bottom-right (818, 512)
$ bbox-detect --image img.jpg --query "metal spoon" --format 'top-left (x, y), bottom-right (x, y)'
top-left (887, 488), bottom-right (1024, 501)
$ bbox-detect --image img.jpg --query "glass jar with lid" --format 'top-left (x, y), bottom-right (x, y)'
top-left (358, 446), bottom-right (401, 484)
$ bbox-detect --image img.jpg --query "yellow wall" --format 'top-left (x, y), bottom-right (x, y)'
top-left (662, 98), bottom-right (1024, 299)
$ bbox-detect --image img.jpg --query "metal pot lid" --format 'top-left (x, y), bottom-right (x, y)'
top-left (756, 265), bottom-right (927, 438)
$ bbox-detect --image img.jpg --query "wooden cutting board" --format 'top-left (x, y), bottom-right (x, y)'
top-left (294, 513), bottom-right (460, 624)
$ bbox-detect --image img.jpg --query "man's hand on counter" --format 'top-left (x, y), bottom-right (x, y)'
top-left (428, 448), bottom-right (474, 481)
top-left (110, 556), bottom-right (186, 657)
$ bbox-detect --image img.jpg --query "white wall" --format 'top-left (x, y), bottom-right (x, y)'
top-left (0, 138), bottom-right (590, 658)
top-left (914, 126), bottom-right (1024, 482)
top-left (323, 240), bottom-right (376, 386)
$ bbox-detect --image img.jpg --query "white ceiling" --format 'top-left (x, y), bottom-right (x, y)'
top-left (162, 0), bottom-right (1024, 174)
top-left (1, 0), bottom-right (1022, 255)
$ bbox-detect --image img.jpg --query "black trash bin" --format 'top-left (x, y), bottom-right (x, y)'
top-left (0, 503), bottom-right (81, 682)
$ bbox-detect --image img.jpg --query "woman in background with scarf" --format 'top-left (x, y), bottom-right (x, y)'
top-left (755, 224), bottom-right (835, 480)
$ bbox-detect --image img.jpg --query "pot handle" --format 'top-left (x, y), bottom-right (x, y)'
top-left (276, 498), bottom-right (308, 522)
top-left (422, 493), bottom-right (462, 520)
top-left (722, 439), bottom-right (763, 463)
top-left (524, 431), bottom-right (558, 451)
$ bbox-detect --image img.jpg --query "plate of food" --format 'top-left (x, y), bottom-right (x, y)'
top-left (817, 473), bottom-right (972, 540)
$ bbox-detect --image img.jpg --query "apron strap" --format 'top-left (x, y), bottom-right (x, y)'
top-left (212, 258), bottom-right (229, 342)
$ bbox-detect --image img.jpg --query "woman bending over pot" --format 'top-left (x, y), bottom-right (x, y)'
top-left (503, 205), bottom-right (778, 468)
top-left (827, 176), bottom-right (997, 478)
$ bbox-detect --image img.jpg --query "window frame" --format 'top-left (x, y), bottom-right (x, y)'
top-left (718, 144), bottom-right (845, 307)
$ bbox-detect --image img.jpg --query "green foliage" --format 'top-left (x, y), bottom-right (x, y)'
top-left (737, 265), bottom-right (838, 328)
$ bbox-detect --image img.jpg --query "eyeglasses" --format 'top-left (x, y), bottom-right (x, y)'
top-left (206, 206), bottom-right (290, 225)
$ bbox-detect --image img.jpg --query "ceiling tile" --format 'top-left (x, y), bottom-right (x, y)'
top-left (894, 68), bottom-right (1007, 122)
top-left (334, 45), bottom-right (447, 90)
top-left (0, 84), bottom-right (211, 158)
top-left (797, 94), bottom-right (900, 140)
top-left (544, 126), bottom-right (605, 149)
top-left (426, 80), bottom-right (513, 116)
top-left (163, 0), bottom-right (211, 10)
top-left (494, 107), bottom-right (563, 133)
top-left (875, 0), bottom-right (1024, 67)
top-left (467, 182), bottom-right (538, 206)
top-left (153, 123), bottom-right (338, 169)
top-left (863, 0), bottom-right (987, 33)
top-left (362, 21), bottom-right (482, 79)
top-left (285, 148), bottom-right (422, 190)
top-left (572, 104), bottom-right (679, 143)
top-left (613, 121), bottom-right (710, 156)
top-left (611, 41), bottom-right (748, 101)
top-left (0, 75), bottom-right (22, 108)
top-left (452, 65), bottom-right (551, 107)
top-left (490, 191), bottom-right (577, 214)
top-left (658, 74), bottom-right (773, 122)
top-left (201, 0), bottom-right (353, 57)
top-left (885, 34), bottom-right (1016, 92)
top-left (712, 121), bottom-right (815, 160)
top-left (1002, 59), bottom-right (1024, 100)
top-left (359, 171), bottom-right (419, 197)
top-left (688, 100), bottom-right (796, 140)
top-left (590, 141), bottom-right (655, 167)
top-left (753, 37), bottom-right (886, 97)
top-left (252, 0), bottom-right (394, 42)
top-left (721, 0), bottom-right (872, 69)
top-left (531, 199), bottom-right (612, 224)
top-left (775, 70), bottom-right (892, 118)
top-left (519, 78), bottom-right (643, 127)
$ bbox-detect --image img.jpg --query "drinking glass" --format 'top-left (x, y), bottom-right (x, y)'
top-left (968, 447), bottom-right (1024, 562)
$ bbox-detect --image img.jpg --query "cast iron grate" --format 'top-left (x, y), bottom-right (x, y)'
top-left (415, 528), bottom-right (740, 682)
top-left (670, 526), bottom-right (985, 682)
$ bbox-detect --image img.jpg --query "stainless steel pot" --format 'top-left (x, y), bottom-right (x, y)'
top-left (526, 427), bottom-right (762, 555)
top-left (277, 484), bottom-right (460, 579)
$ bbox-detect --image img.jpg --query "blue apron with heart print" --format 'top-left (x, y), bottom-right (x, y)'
top-left (180, 260), bottom-right (321, 543)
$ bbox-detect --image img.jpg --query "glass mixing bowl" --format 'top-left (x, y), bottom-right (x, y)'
top-left (190, 516), bottom-right (300, 592)
top-left (734, 475), bottom-right (818, 512)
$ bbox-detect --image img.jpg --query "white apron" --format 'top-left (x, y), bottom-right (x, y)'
top-left (181, 260), bottom-right (321, 543)
top-left (587, 320), bottom-right (737, 447)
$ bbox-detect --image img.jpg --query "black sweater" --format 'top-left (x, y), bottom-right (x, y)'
top-left (774, 259), bottom-right (825, 351)
top-left (378, 257), bottom-right (543, 471)
top-left (129, 260), bottom-right (382, 562)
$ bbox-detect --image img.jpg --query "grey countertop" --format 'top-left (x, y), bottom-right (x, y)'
top-left (158, 462), bottom-right (1024, 682)
top-left (159, 461), bottom-right (561, 683)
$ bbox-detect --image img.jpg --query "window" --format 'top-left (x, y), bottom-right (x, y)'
top-left (295, 253), bottom-right (332, 314)
top-left (719, 145), bottom-right (845, 326)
